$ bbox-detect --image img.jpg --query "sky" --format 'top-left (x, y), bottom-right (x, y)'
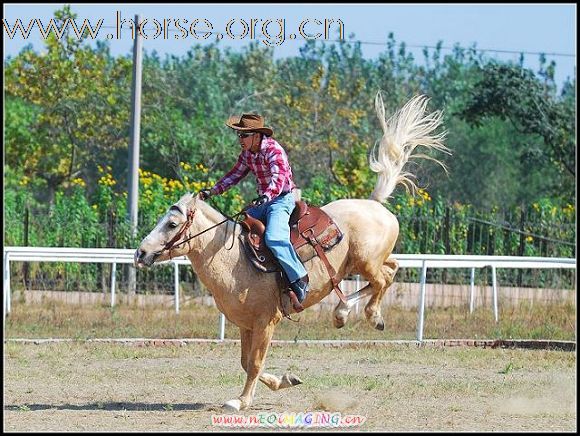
top-left (3, 3), bottom-right (577, 88)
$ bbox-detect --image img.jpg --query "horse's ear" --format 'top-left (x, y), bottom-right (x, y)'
top-left (171, 193), bottom-right (194, 216)
top-left (190, 192), bottom-right (201, 205)
top-left (170, 204), bottom-right (187, 217)
top-left (174, 192), bottom-right (198, 213)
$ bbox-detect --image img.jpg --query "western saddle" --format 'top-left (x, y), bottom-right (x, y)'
top-left (239, 200), bottom-right (346, 310)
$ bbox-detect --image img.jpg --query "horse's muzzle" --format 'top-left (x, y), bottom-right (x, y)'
top-left (134, 249), bottom-right (159, 268)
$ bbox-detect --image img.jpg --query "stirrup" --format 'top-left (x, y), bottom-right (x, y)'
top-left (286, 290), bottom-right (304, 313)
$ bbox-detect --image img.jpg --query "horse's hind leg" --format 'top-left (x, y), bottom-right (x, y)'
top-left (363, 256), bottom-right (399, 330)
top-left (333, 283), bottom-right (374, 328)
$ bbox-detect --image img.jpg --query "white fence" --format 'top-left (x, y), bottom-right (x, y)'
top-left (3, 246), bottom-right (576, 341)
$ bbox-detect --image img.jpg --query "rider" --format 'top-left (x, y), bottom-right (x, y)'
top-left (199, 113), bottom-right (310, 304)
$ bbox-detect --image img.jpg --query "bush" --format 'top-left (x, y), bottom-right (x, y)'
top-left (4, 174), bottom-right (575, 291)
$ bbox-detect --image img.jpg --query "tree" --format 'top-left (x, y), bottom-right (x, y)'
top-left (4, 5), bottom-right (132, 201)
top-left (459, 63), bottom-right (575, 199)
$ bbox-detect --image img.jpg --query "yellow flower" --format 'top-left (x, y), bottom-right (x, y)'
top-left (525, 236), bottom-right (533, 243)
top-left (72, 177), bottom-right (86, 187)
top-left (563, 203), bottom-right (575, 216)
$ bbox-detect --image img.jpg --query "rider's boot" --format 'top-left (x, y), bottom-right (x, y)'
top-left (287, 275), bottom-right (309, 312)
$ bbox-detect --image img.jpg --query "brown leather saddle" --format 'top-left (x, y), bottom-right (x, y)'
top-left (239, 200), bottom-right (347, 304)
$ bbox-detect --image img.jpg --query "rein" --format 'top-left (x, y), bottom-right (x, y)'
top-left (164, 201), bottom-right (249, 254)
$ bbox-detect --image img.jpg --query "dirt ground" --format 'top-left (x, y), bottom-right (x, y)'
top-left (3, 341), bottom-right (576, 432)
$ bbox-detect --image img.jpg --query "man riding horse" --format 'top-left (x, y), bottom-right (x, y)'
top-left (199, 113), bottom-right (310, 304)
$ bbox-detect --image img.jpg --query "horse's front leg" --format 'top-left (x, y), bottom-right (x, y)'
top-left (239, 327), bottom-right (302, 392)
top-left (223, 322), bottom-right (276, 412)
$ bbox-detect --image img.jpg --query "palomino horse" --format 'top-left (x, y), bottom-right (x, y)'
top-left (134, 93), bottom-right (449, 412)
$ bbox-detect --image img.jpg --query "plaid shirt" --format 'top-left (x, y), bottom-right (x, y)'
top-left (212, 136), bottom-right (296, 201)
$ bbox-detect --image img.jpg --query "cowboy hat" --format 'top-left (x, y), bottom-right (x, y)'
top-left (225, 113), bottom-right (273, 136)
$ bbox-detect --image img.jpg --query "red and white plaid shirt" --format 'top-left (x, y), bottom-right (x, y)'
top-left (212, 136), bottom-right (296, 201)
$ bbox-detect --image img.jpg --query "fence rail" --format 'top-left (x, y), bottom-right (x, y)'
top-left (3, 246), bottom-right (576, 341)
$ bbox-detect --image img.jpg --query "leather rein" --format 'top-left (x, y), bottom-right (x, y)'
top-left (163, 203), bottom-right (249, 256)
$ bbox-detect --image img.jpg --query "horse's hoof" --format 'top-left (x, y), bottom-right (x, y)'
top-left (333, 316), bottom-right (346, 329)
top-left (366, 313), bottom-right (385, 331)
top-left (222, 399), bottom-right (242, 413)
top-left (281, 373), bottom-right (303, 388)
top-left (333, 307), bottom-right (350, 329)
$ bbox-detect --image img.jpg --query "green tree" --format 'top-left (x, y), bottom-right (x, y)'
top-left (459, 62), bottom-right (575, 200)
top-left (4, 5), bottom-right (132, 201)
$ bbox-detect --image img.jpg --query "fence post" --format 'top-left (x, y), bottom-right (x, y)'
top-left (416, 260), bottom-right (428, 342)
top-left (443, 206), bottom-right (451, 283)
top-left (23, 206), bottom-right (29, 288)
top-left (110, 261), bottom-right (117, 307)
top-left (4, 252), bottom-right (11, 326)
top-left (491, 265), bottom-right (499, 323)
top-left (517, 208), bottom-right (526, 286)
top-left (174, 262), bottom-right (180, 314)
top-left (355, 274), bottom-right (361, 315)
top-left (469, 267), bottom-right (476, 313)
top-left (219, 313), bottom-right (226, 340)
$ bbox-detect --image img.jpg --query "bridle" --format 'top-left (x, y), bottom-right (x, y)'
top-left (163, 202), bottom-right (250, 257)
top-left (163, 208), bottom-right (197, 253)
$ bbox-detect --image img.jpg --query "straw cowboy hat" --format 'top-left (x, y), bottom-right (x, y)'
top-left (225, 113), bottom-right (273, 136)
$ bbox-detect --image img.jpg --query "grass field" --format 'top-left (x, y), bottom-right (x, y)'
top-left (3, 341), bottom-right (576, 431)
top-left (4, 297), bottom-right (576, 342)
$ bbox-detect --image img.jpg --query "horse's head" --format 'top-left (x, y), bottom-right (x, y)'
top-left (134, 192), bottom-right (199, 268)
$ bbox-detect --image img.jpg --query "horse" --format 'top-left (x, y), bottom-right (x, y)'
top-left (134, 92), bottom-right (449, 412)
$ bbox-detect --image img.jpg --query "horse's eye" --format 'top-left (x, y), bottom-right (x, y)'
top-left (169, 222), bottom-right (178, 229)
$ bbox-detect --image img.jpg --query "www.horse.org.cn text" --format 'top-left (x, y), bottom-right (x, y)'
top-left (3, 11), bottom-right (345, 47)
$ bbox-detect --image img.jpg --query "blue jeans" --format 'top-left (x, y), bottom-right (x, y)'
top-left (246, 192), bottom-right (307, 283)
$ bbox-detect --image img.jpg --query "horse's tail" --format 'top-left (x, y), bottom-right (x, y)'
top-left (369, 92), bottom-right (450, 203)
